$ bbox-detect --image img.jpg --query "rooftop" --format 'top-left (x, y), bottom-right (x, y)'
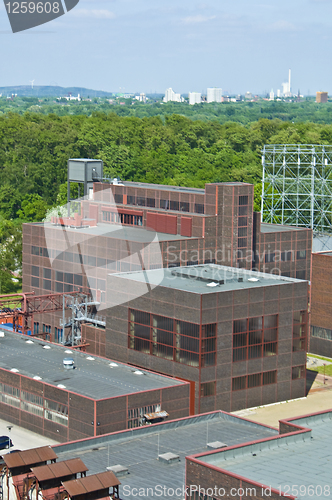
top-left (260, 222), bottom-right (305, 233)
top-left (41, 222), bottom-right (194, 243)
top-left (52, 411), bottom-right (278, 500)
top-left (0, 332), bottom-right (184, 400)
top-left (108, 180), bottom-right (205, 195)
top-left (195, 411), bottom-right (332, 500)
top-left (111, 263), bottom-right (304, 295)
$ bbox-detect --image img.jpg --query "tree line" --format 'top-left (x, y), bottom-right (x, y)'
top-left (1, 111), bottom-right (332, 292)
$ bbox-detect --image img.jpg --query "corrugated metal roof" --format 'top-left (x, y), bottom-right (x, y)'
top-left (63, 471), bottom-right (120, 497)
top-left (4, 446), bottom-right (57, 469)
top-left (31, 458), bottom-right (88, 482)
top-left (144, 411), bottom-right (168, 420)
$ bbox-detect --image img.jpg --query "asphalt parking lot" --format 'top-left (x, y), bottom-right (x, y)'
top-left (0, 418), bottom-right (59, 455)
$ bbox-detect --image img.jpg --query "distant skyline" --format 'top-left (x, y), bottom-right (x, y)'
top-left (0, 0), bottom-right (331, 95)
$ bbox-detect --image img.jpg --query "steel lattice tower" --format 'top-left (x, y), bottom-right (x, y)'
top-left (261, 144), bottom-right (332, 234)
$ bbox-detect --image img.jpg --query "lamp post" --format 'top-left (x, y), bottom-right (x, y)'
top-left (6, 425), bottom-right (13, 449)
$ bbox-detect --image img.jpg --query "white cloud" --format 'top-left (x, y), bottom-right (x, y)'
top-left (71, 9), bottom-right (115, 19)
top-left (269, 20), bottom-right (298, 32)
top-left (182, 14), bottom-right (216, 24)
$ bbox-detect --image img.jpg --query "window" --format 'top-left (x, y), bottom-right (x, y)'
top-left (232, 371), bottom-right (277, 391)
top-left (114, 194), bottom-right (123, 204)
top-left (239, 195), bottom-right (248, 205)
top-left (233, 315), bottom-right (278, 362)
top-left (296, 270), bottom-right (306, 280)
top-left (281, 251), bottom-right (293, 262)
top-left (43, 280), bottom-right (52, 291)
top-left (180, 202), bottom-right (189, 212)
top-left (127, 195), bottom-right (136, 205)
top-left (31, 266), bottom-right (39, 277)
top-left (297, 250), bottom-right (306, 260)
top-left (127, 404), bottom-right (160, 428)
top-left (194, 203), bottom-right (204, 214)
top-left (31, 276), bottom-right (39, 288)
top-left (170, 200), bottom-right (179, 211)
top-left (200, 381), bottom-right (216, 397)
top-left (311, 325), bottom-right (332, 341)
top-left (293, 310), bottom-right (307, 351)
top-left (238, 217), bottom-right (247, 227)
top-left (265, 252), bottom-right (275, 263)
top-left (129, 309), bottom-right (216, 367)
top-left (292, 365), bottom-right (305, 380)
top-left (238, 227), bottom-right (247, 237)
top-left (146, 198), bottom-right (155, 208)
top-left (160, 199), bottom-right (169, 210)
top-left (137, 197), bottom-right (146, 206)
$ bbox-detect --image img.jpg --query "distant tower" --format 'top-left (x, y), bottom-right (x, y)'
top-left (269, 89), bottom-right (275, 101)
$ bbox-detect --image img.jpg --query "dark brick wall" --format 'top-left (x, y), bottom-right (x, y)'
top-left (310, 253), bottom-right (332, 356)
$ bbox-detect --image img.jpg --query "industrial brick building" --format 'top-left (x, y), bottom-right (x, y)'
top-left (310, 251), bottom-right (332, 357)
top-left (22, 180), bottom-right (311, 341)
top-left (101, 263), bottom-right (308, 414)
top-left (0, 332), bottom-right (189, 442)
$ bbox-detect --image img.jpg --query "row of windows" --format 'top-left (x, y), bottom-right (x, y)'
top-left (232, 370), bottom-right (277, 391)
top-left (0, 384), bottom-right (68, 427)
top-left (102, 211), bottom-right (143, 226)
top-left (293, 311), bottom-right (307, 352)
top-left (311, 325), bottom-right (332, 341)
top-left (124, 195), bottom-right (205, 214)
top-left (265, 250), bottom-right (306, 263)
top-left (129, 310), bottom-right (216, 367)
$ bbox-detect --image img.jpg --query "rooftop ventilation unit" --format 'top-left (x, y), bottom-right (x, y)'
top-left (63, 358), bottom-right (75, 370)
top-left (158, 452), bottom-right (180, 465)
top-left (107, 465), bottom-right (129, 477)
top-left (207, 441), bottom-right (228, 450)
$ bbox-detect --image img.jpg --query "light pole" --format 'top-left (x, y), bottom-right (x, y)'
top-left (6, 425), bottom-right (13, 449)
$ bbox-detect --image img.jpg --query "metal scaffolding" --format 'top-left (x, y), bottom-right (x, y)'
top-left (261, 144), bottom-right (332, 233)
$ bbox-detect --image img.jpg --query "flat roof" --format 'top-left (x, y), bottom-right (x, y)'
top-left (260, 222), bottom-right (306, 233)
top-left (0, 332), bottom-right (184, 400)
top-left (111, 263), bottom-right (304, 295)
top-left (41, 222), bottom-right (194, 243)
top-left (196, 412), bottom-right (332, 500)
top-left (110, 181), bottom-right (205, 195)
top-left (53, 412), bottom-right (278, 500)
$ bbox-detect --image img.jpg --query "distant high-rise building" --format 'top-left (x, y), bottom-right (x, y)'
top-left (163, 88), bottom-right (183, 103)
top-left (207, 88), bottom-right (222, 103)
top-left (245, 91), bottom-right (253, 100)
top-left (282, 69), bottom-right (292, 97)
top-left (316, 91), bottom-right (328, 103)
top-left (188, 92), bottom-right (201, 105)
top-left (277, 89), bottom-right (281, 98)
top-left (269, 89), bottom-right (275, 101)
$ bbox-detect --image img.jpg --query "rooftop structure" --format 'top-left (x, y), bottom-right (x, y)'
top-left (187, 410), bottom-right (332, 500)
top-left (262, 144), bottom-right (332, 235)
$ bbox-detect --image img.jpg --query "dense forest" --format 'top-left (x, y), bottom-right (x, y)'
top-left (2, 106), bottom-right (332, 292)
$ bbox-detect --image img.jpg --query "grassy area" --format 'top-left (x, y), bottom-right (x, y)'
top-left (307, 353), bottom-right (332, 376)
top-left (307, 353), bottom-right (332, 363)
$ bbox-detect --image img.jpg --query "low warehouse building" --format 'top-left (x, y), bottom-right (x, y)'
top-left (0, 332), bottom-right (189, 442)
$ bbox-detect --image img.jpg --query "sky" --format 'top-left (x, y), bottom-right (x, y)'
top-left (0, 0), bottom-right (331, 95)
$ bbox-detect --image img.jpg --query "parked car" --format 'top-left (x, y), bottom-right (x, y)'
top-left (0, 436), bottom-right (13, 450)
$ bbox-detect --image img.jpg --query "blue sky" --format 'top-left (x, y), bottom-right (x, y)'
top-left (1, 0), bottom-right (331, 94)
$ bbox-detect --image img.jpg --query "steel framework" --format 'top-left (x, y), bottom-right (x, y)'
top-left (261, 144), bottom-right (332, 233)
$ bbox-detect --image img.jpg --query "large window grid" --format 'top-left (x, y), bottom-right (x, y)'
top-left (311, 325), bottom-right (332, 341)
top-left (233, 315), bottom-right (278, 362)
top-left (232, 370), bottom-right (277, 391)
top-left (128, 309), bottom-right (216, 367)
top-left (0, 384), bottom-right (69, 427)
top-left (293, 310), bottom-right (307, 351)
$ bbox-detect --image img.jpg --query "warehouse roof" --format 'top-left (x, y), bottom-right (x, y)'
top-left (193, 411), bottom-right (332, 500)
top-left (111, 263), bottom-right (305, 295)
top-left (53, 411), bottom-right (278, 500)
top-left (260, 222), bottom-right (306, 233)
top-left (0, 332), bottom-right (185, 400)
